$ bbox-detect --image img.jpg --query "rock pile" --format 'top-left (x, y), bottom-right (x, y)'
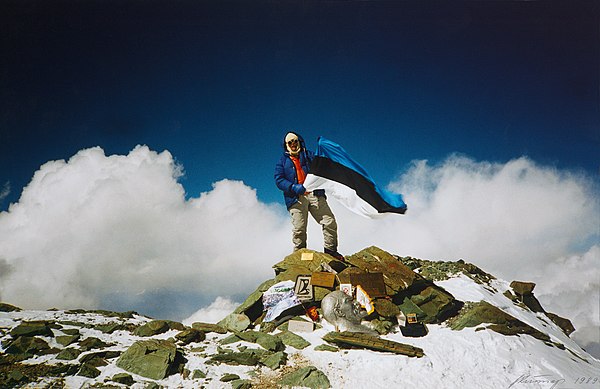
top-left (233, 246), bottom-right (462, 336)
top-left (0, 246), bottom-right (578, 388)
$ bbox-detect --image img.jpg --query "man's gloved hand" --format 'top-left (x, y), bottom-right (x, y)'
top-left (291, 184), bottom-right (306, 195)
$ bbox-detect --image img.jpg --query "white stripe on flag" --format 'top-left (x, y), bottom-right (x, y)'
top-left (304, 174), bottom-right (384, 219)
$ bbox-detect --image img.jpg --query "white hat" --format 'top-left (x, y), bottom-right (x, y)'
top-left (285, 132), bottom-right (299, 143)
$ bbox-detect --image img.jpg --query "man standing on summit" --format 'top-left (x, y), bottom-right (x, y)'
top-left (274, 131), bottom-right (344, 260)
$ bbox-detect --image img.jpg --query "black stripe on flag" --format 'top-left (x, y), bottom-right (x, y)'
top-left (310, 156), bottom-right (407, 214)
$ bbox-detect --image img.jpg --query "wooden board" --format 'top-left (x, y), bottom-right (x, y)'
top-left (311, 271), bottom-right (336, 288)
top-left (349, 272), bottom-right (386, 298)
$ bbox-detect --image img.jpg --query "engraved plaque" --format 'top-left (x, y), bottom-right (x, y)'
top-left (294, 275), bottom-right (313, 302)
top-left (311, 271), bottom-right (336, 288)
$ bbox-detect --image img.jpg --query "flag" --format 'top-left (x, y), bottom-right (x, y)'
top-left (303, 137), bottom-right (407, 218)
top-left (262, 281), bottom-right (302, 322)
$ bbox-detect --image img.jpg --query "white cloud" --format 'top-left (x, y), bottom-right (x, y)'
top-left (331, 155), bottom-right (598, 277)
top-left (327, 154), bottom-right (599, 355)
top-left (0, 148), bottom-right (598, 355)
top-left (0, 145), bottom-right (289, 315)
top-left (533, 245), bottom-right (600, 355)
top-left (182, 296), bottom-right (240, 325)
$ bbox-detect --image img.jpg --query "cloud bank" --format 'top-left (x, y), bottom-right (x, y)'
top-left (0, 147), bottom-right (597, 355)
top-left (329, 155), bottom-right (599, 355)
top-left (0, 146), bottom-right (289, 318)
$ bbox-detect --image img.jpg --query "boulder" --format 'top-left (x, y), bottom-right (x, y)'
top-left (280, 366), bottom-right (331, 389)
top-left (175, 328), bottom-right (206, 345)
top-left (80, 350), bottom-right (121, 364)
top-left (521, 294), bottom-right (545, 313)
top-left (133, 320), bottom-right (170, 337)
top-left (231, 379), bottom-right (253, 389)
top-left (234, 331), bottom-right (285, 352)
top-left (192, 322), bottom-right (228, 334)
top-left (275, 330), bottom-right (311, 349)
top-left (508, 282), bottom-right (546, 313)
top-left (77, 363), bottom-right (100, 378)
top-left (112, 373), bottom-right (134, 385)
top-left (407, 285), bottom-right (458, 323)
top-left (116, 339), bottom-right (182, 380)
top-left (221, 373), bottom-right (241, 382)
top-left (61, 328), bottom-right (80, 336)
top-left (510, 281), bottom-right (536, 295)
top-left (546, 312), bottom-right (575, 336)
top-left (0, 303), bottom-right (21, 312)
top-left (56, 347), bottom-right (82, 360)
top-left (314, 344), bottom-right (338, 352)
top-left (56, 334), bottom-right (80, 347)
top-left (78, 337), bottom-right (111, 351)
top-left (260, 350), bottom-right (287, 369)
top-left (5, 336), bottom-right (51, 358)
top-left (10, 322), bottom-right (54, 338)
top-left (95, 323), bottom-right (123, 334)
top-left (192, 369), bottom-right (207, 379)
top-left (450, 301), bottom-right (550, 342)
top-left (218, 313), bottom-right (251, 332)
top-left (209, 349), bottom-right (261, 366)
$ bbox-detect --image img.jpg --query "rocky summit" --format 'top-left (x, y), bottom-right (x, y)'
top-left (0, 246), bottom-right (598, 389)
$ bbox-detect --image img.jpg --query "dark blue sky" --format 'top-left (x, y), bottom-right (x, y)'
top-left (1, 0), bottom-right (598, 210)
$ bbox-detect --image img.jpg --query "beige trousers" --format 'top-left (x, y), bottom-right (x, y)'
top-left (289, 193), bottom-right (338, 252)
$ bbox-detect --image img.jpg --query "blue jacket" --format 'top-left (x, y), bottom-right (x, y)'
top-left (274, 132), bottom-right (326, 209)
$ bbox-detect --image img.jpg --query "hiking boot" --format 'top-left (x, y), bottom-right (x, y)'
top-left (324, 248), bottom-right (345, 261)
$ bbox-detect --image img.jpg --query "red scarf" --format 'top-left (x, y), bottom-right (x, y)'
top-left (290, 156), bottom-right (306, 184)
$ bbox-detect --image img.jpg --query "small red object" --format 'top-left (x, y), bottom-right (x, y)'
top-left (306, 306), bottom-right (319, 322)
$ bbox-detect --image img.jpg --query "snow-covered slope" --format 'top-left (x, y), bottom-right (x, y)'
top-left (1, 273), bottom-right (598, 388)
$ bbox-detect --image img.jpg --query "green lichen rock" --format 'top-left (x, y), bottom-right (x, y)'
top-left (218, 313), bottom-right (251, 332)
top-left (175, 328), bottom-right (206, 345)
top-left (234, 330), bottom-right (285, 352)
top-left (10, 322), bottom-right (54, 338)
top-left (56, 334), bottom-right (80, 347)
top-left (276, 330), bottom-right (311, 349)
top-left (133, 320), bottom-right (170, 337)
top-left (450, 301), bottom-right (551, 341)
top-left (56, 347), bottom-right (82, 360)
top-left (280, 366), bottom-right (331, 389)
top-left (5, 336), bottom-right (51, 358)
top-left (116, 339), bottom-right (180, 380)
top-left (112, 372), bottom-right (134, 385)
top-left (192, 322), bottom-right (227, 334)
top-left (260, 351), bottom-right (287, 370)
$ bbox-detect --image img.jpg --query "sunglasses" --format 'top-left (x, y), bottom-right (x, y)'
top-left (287, 139), bottom-right (299, 145)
